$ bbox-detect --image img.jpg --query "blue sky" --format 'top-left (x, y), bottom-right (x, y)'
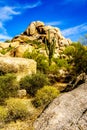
top-left (0, 0), bottom-right (87, 41)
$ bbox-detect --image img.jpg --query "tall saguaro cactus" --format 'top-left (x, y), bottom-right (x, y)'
top-left (45, 30), bottom-right (56, 66)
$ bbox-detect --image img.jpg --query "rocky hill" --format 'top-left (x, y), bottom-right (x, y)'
top-left (12, 21), bottom-right (72, 46)
top-left (0, 21), bottom-right (72, 59)
top-left (0, 21), bottom-right (87, 130)
top-left (11, 21), bottom-right (72, 57)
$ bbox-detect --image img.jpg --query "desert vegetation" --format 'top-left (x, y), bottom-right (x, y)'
top-left (0, 40), bottom-right (87, 129)
top-left (0, 21), bottom-right (87, 130)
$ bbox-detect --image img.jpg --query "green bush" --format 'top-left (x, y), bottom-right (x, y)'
top-left (24, 49), bottom-right (49, 73)
top-left (25, 39), bottom-right (41, 47)
top-left (33, 86), bottom-right (60, 107)
top-left (20, 72), bottom-right (49, 96)
top-left (5, 39), bottom-right (11, 43)
top-left (0, 46), bottom-right (14, 55)
top-left (47, 63), bottom-right (60, 83)
top-left (0, 106), bottom-right (8, 123)
top-left (0, 74), bottom-right (19, 103)
top-left (64, 42), bottom-right (87, 75)
top-left (6, 98), bottom-right (29, 121)
top-left (53, 58), bottom-right (70, 70)
top-left (23, 49), bottom-right (38, 60)
top-left (36, 54), bottom-right (49, 73)
top-left (63, 45), bottom-right (75, 57)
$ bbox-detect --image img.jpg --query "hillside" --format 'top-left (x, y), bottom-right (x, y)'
top-left (0, 21), bottom-right (87, 130)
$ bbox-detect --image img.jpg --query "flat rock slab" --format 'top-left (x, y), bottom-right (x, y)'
top-left (34, 81), bottom-right (87, 130)
top-left (0, 57), bottom-right (36, 80)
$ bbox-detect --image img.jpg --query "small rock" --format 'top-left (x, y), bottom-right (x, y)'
top-left (17, 89), bottom-right (27, 98)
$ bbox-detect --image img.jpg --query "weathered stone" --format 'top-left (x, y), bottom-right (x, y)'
top-left (10, 44), bottom-right (33, 57)
top-left (29, 22), bottom-right (36, 35)
top-left (36, 21), bottom-right (44, 28)
top-left (0, 42), bottom-right (10, 49)
top-left (59, 38), bottom-right (69, 46)
top-left (34, 81), bottom-right (87, 130)
top-left (17, 89), bottom-right (27, 98)
top-left (0, 57), bottom-right (36, 80)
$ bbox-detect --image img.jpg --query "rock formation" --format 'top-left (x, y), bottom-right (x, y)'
top-left (34, 79), bottom-right (87, 130)
top-left (0, 21), bottom-right (72, 58)
top-left (0, 57), bottom-right (36, 80)
top-left (12, 21), bottom-right (72, 57)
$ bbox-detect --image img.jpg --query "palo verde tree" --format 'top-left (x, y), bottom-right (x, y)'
top-left (45, 30), bottom-right (56, 66)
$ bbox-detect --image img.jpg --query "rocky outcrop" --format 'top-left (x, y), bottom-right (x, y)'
top-left (24, 21), bottom-right (44, 36)
top-left (34, 79), bottom-right (87, 130)
top-left (12, 21), bottom-right (72, 57)
top-left (0, 57), bottom-right (36, 80)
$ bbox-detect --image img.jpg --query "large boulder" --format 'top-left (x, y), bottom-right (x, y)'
top-left (34, 80), bottom-right (87, 130)
top-left (36, 21), bottom-right (45, 28)
top-left (8, 44), bottom-right (34, 57)
top-left (0, 57), bottom-right (36, 80)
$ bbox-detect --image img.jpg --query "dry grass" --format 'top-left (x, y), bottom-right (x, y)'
top-left (0, 98), bottom-right (42, 130)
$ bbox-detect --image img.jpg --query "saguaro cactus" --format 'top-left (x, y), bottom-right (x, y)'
top-left (45, 30), bottom-right (56, 66)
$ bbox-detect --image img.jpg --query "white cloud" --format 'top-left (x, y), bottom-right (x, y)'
top-left (0, 6), bottom-right (20, 41)
top-left (0, 22), bottom-right (7, 34)
top-left (0, 22), bottom-right (12, 41)
top-left (45, 21), bottom-right (61, 26)
top-left (0, 34), bottom-right (12, 41)
top-left (23, 1), bottom-right (42, 9)
top-left (0, 6), bottom-right (20, 21)
top-left (0, 0), bottom-right (42, 41)
top-left (62, 23), bottom-right (87, 37)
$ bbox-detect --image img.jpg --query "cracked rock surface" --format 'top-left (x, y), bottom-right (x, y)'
top-left (34, 79), bottom-right (87, 130)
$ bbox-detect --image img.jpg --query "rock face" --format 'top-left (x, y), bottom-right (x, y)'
top-left (0, 57), bottom-right (36, 80)
top-left (34, 80), bottom-right (87, 130)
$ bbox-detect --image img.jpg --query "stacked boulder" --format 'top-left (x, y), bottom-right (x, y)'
top-left (23, 21), bottom-right (72, 47)
top-left (12, 21), bottom-right (72, 55)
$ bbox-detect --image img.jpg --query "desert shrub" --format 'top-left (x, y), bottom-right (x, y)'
top-left (64, 42), bottom-right (87, 75)
top-left (20, 72), bottom-right (49, 96)
top-left (32, 40), bottom-right (41, 48)
top-left (0, 106), bottom-right (8, 123)
top-left (25, 39), bottom-right (41, 47)
top-left (0, 46), bottom-right (14, 55)
top-left (0, 49), bottom-right (6, 55)
top-left (6, 98), bottom-right (29, 121)
top-left (24, 50), bottom-right (49, 73)
top-left (53, 58), bottom-right (70, 70)
top-left (63, 44), bottom-right (75, 57)
top-left (0, 74), bottom-right (19, 103)
top-left (33, 86), bottom-right (60, 107)
top-left (5, 39), bottom-right (11, 43)
top-left (36, 54), bottom-right (49, 73)
top-left (23, 49), bottom-right (38, 60)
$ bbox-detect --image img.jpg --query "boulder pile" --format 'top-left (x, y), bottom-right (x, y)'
top-left (12, 21), bottom-right (72, 54)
